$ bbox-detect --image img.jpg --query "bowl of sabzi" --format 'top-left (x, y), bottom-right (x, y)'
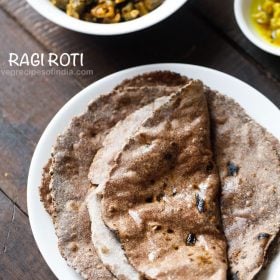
top-left (26, 0), bottom-right (188, 35)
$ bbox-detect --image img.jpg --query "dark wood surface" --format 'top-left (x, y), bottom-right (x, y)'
top-left (0, 0), bottom-right (279, 279)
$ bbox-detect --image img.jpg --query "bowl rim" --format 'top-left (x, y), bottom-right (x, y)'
top-left (234, 0), bottom-right (280, 56)
top-left (26, 0), bottom-right (188, 35)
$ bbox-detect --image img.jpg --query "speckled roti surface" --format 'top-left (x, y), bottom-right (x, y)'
top-left (40, 159), bottom-right (53, 215)
top-left (88, 95), bottom-right (172, 189)
top-left (39, 71), bottom-right (280, 280)
top-left (206, 91), bottom-right (280, 280)
top-left (39, 72), bottom-right (189, 279)
top-left (100, 81), bottom-right (228, 280)
top-left (87, 95), bottom-right (175, 280)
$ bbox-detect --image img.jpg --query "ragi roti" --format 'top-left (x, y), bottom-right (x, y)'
top-left (39, 72), bottom-right (188, 279)
top-left (87, 95), bottom-right (174, 280)
top-left (206, 90), bottom-right (280, 280)
top-left (40, 159), bottom-right (54, 215)
top-left (99, 81), bottom-right (228, 280)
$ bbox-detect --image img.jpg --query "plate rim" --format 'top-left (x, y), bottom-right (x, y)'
top-left (27, 63), bottom-right (280, 280)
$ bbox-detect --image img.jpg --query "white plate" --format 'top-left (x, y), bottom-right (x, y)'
top-left (27, 63), bottom-right (280, 280)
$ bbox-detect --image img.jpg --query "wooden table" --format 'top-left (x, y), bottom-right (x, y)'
top-left (0, 0), bottom-right (279, 279)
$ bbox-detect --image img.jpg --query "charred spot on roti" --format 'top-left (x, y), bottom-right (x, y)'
top-left (195, 193), bottom-right (205, 213)
top-left (68, 242), bottom-right (79, 252)
top-left (149, 223), bottom-right (162, 232)
top-left (185, 233), bottom-right (196, 246)
top-left (145, 196), bottom-right (153, 203)
top-left (163, 152), bottom-right (174, 161)
top-left (206, 161), bottom-right (214, 173)
top-left (163, 143), bottom-right (179, 168)
top-left (257, 233), bottom-right (270, 240)
top-left (227, 162), bottom-right (239, 176)
top-left (145, 193), bottom-right (165, 204)
top-left (108, 205), bottom-right (117, 213)
top-left (192, 184), bottom-right (199, 190)
top-left (155, 192), bottom-right (164, 202)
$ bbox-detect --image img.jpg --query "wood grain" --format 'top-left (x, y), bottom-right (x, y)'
top-left (190, 0), bottom-right (280, 85)
top-left (0, 0), bottom-right (279, 109)
top-left (0, 7), bottom-right (81, 142)
top-left (0, 191), bottom-right (56, 279)
top-left (0, 116), bottom-right (34, 213)
top-left (0, 0), bottom-right (279, 278)
top-left (0, 7), bottom-right (83, 213)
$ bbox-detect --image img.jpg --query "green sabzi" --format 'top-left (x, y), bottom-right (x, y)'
top-left (51, 0), bottom-right (164, 23)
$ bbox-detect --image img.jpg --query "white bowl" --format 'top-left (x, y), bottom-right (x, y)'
top-left (234, 0), bottom-right (280, 56)
top-left (26, 0), bottom-right (188, 35)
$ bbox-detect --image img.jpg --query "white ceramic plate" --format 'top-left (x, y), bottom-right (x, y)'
top-left (26, 0), bottom-right (187, 35)
top-left (27, 63), bottom-right (280, 280)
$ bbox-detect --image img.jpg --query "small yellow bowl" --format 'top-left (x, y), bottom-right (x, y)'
top-left (234, 0), bottom-right (280, 56)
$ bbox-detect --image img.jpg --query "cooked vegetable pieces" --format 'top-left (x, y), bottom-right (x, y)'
top-left (51, 0), bottom-right (164, 23)
top-left (251, 0), bottom-right (280, 45)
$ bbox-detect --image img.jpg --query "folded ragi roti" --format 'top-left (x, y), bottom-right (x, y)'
top-left (96, 81), bottom-right (228, 280)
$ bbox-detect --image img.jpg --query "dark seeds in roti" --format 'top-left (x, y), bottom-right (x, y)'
top-left (185, 233), bottom-right (196, 246)
top-left (164, 152), bottom-right (173, 161)
top-left (145, 196), bottom-right (153, 203)
top-left (257, 232), bottom-right (270, 240)
top-left (206, 161), bottom-right (214, 172)
top-left (195, 193), bottom-right (205, 213)
top-left (227, 162), bottom-right (239, 176)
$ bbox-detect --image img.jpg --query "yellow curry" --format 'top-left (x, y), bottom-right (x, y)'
top-left (251, 0), bottom-right (280, 46)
